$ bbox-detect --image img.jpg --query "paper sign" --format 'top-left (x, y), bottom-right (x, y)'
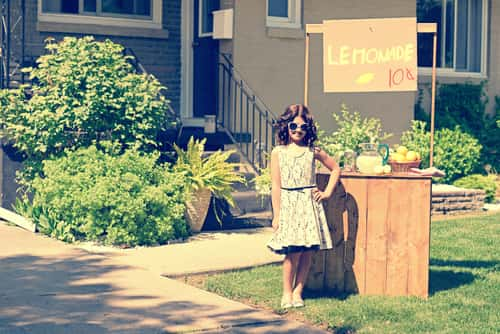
top-left (323, 17), bottom-right (418, 92)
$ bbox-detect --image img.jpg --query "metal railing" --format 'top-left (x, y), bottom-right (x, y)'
top-left (217, 53), bottom-right (277, 172)
top-left (0, 0), bottom-right (26, 89)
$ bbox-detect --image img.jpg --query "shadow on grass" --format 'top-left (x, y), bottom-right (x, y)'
top-left (430, 258), bottom-right (499, 270)
top-left (429, 269), bottom-right (475, 295)
top-left (302, 289), bottom-right (355, 302)
top-left (328, 325), bottom-right (358, 334)
top-left (428, 258), bottom-right (499, 295)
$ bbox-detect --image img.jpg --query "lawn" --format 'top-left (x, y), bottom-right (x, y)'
top-left (190, 213), bottom-right (500, 333)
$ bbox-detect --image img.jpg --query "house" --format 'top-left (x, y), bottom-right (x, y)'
top-left (0, 0), bottom-right (498, 208)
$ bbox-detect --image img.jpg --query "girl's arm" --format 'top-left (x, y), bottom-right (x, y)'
top-left (313, 147), bottom-right (341, 201)
top-left (270, 147), bottom-right (281, 229)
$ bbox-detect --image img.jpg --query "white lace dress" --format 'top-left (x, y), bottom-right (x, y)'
top-left (267, 145), bottom-right (333, 254)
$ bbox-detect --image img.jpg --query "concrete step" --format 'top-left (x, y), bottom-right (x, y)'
top-left (202, 150), bottom-right (241, 164)
top-left (231, 172), bottom-right (258, 192)
top-left (203, 211), bottom-right (272, 231)
top-left (177, 127), bottom-right (232, 151)
top-left (232, 210), bottom-right (272, 228)
top-left (231, 190), bottom-right (271, 215)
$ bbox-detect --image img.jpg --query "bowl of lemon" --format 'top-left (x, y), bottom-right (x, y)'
top-left (388, 145), bottom-right (421, 173)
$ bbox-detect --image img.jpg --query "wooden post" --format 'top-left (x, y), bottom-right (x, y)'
top-left (304, 32), bottom-right (310, 106)
top-left (429, 31), bottom-right (437, 167)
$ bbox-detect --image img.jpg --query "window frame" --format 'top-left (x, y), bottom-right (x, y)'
top-left (417, 0), bottom-right (488, 78)
top-left (198, 0), bottom-right (213, 38)
top-left (266, 0), bottom-right (301, 29)
top-left (38, 0), bottom-right (162, 30)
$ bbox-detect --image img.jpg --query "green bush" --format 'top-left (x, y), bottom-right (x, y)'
top-left (318, 104), bottom-right (392, 165)
top-left (16, 144), bottom-right (188, 246)
top-left (415, 82), bottom-right (499, 171)
top-left (435, 82), bottom-right (488, 132)
top-left (401, 121), bottom-right (482, 184)
top-left (0, 36), bottom-right (176, 186)
top-left (254, 166), bottom-right (271, 197)
top-left (453, 174), bottom-right (497, 203)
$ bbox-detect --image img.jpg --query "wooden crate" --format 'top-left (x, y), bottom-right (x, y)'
top-left (306, 172), bottom-right (432, 298)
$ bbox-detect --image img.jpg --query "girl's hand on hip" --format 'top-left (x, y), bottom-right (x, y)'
top-left (312, 188), bottom-right (330, 202)
top-left (272, 218), bottom-right (279, 231)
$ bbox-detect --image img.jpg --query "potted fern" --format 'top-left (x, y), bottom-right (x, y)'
top-left (173, 137), bottom-right (245, 232)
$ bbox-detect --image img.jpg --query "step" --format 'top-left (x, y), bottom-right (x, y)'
top-left (231, 190), bottom-right (271, 215)
top-left (203, 211), bottom-right (272, 231)
top-left (232, 210), bottom-right (272, 227)
top-left (177, 127), bottom-right (232, 150)
top-left (201, 150), bottom-right (241, 164)
top-left (230, 172), bottom-right (259, 192)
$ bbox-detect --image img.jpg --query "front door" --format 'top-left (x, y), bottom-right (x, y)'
top-left (193, 0), bottom-right (219, 118)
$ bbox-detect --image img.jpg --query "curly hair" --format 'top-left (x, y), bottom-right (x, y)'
top-left (275, 104), bottom-right (318, 147)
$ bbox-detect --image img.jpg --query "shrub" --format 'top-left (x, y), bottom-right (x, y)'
top-left (173, 137), bottom-right (245, 207)
top-left (318, 104), bottom-right (392, 166)
top-left (254, 166), bottom-right (271, 197)
top-left (453, 174), bottom-right (497, 203)
top-left (435, 82), bottom-right (488, 133)
top-left (0, 36), bottom-right (176, 186)
top-left (415, 82), bottom-right (499, 171)
top-left (401, 121), bottom-right (482, 184)
top-left (16, 144), bottom-right (188, 246)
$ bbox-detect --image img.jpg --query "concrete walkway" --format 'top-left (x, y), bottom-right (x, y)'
top-left (0, 223), bottom-right (329, 334)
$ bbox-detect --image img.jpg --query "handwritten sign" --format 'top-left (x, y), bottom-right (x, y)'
top-left (323, 17), bottom-right (417, 92)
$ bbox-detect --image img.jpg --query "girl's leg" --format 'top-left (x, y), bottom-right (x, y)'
top-left (292, 250), bottom-right (314, 299)
top-left (283, 252), bottom-right (301, 299)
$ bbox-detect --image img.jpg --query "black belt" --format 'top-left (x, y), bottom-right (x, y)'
top-left (281, 185), bottom-right (316, 191)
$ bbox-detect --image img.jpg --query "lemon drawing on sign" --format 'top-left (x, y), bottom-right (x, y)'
top-left (355, 72), bottom-right (375, 85)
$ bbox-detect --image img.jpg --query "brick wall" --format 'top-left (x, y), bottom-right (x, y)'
top-left (15, 0), bottom-right (181, 113)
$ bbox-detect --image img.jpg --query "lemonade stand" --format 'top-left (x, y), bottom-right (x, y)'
top-left (302, 18), bottom-right (438, 298)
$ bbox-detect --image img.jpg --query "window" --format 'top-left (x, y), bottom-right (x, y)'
top-left (266, 0), bottom-right (301, 28)
top-left (417, 0), bottom-right (487, 74)
top-left (38, 0), bottom-right (163, 32)
top-left (42, 0), bottom-right (151, 19)
top-left (199, 0), bottom-right (218, 37)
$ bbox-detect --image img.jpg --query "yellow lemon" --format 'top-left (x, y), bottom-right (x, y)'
top-left (406, 151), bottom-right (418, 161)
top-left (391, 153), bottom-right (406, 162)
top-left (373, 165), bottom-right (384, 175)
top-left (396, 145), bottom-right (408, 156)
top-left (415, 152), bottom-right (421, 160)
top-left (383, 165), bottom-right (392, 174)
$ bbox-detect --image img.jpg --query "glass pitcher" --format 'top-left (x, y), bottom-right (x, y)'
top-left (356, 143), bottom-right (389, 174)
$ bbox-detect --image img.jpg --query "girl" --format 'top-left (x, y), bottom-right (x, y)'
top-left (267, 104), bottom-right (340, 309)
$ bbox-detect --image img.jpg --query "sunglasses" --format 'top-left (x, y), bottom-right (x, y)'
top-left (288, 122), bottom-right (309, 132)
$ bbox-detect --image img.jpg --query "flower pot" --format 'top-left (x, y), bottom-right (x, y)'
top-left (185, 187), bottom-right (212, 233)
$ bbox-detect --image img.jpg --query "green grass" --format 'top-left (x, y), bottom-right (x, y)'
top-left (200, 213), bottom-right (500, 333)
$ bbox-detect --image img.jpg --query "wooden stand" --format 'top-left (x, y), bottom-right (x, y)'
top-left (306, 172), bottom-right (432, 298)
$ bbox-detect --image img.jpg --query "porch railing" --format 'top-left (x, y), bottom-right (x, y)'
top-left (217, 53), bottom-right (277, 172)
top-left (0, 0), bottom-right (27, 89)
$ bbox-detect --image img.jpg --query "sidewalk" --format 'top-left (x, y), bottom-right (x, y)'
top-left (0, 222), bottom-right (329, 333)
